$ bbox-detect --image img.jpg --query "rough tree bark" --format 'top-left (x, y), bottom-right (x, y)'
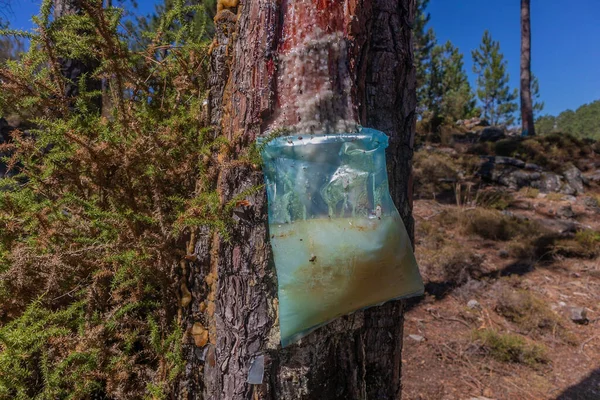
top-left (520, 0), bottom-right (535, 136)
top-left (178, 0), bottom-right (417, 398)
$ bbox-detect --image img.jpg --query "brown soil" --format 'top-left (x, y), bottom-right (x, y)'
top-left (402, 192), bottom-right (600, 400)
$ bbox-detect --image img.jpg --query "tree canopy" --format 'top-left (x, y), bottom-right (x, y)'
top-left (472, 30), bottom-right (518, 126)
top-left (536, 100), bottom-right (600, 140)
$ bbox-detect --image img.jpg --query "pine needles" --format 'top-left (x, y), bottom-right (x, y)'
top-left (0, 0), bottom-right (226, 398)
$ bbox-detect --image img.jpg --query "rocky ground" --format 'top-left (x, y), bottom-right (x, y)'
top-left (402, 130), bottom-right (600, 400)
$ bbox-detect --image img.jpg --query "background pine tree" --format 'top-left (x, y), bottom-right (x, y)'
top-left (472, 30), bottom-right (518, 126)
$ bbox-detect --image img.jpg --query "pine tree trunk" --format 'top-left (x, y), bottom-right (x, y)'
top-left (520, 0), bottom-right (535, 136)
top-left (178, 0), bottom-right (417, 398)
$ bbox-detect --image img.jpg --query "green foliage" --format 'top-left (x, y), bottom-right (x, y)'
top-left (474, 329), bottom-right (549, 366)
top-left (531, 74), bottom-right (544, 119)
top-left (472, 30), bottom-right (518, 126)
top-left (414, 0), bottom-right (436, 117)
top-left (551, 230), bottom-right (600, 259)
top-left (124, 0), bottom-right (217, 50)
top-left (535, 100), bottom-right (600, 140)
top-left (421, 41), bottom-right (477, 131)
top-left (0, 0), bottom-right (226, 398)
top-left (413, 3), bottom-right (477, 134)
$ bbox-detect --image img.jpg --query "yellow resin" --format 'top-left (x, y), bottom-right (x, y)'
top-left (270, 214), bottom-right (423, 346)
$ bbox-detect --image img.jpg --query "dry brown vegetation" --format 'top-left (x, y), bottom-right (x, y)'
top-left (403, 137), bottom-right (600, 400)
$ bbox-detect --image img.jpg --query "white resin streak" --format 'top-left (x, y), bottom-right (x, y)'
top-left (274, 25), bottom-right (359, 135)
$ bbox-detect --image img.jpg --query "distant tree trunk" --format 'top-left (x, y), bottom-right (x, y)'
top-left (101, 0), bottom-right (112, 117)
top-left (520, 0), bottom-right (535, 135)
top-left (54, 0), bottom-right (102, 111)
top-left (178, 0), bottom-right (417, 399)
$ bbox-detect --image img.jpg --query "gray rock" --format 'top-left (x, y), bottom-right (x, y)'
top-left (557, 204), bottom-right (576, 219)
top-left (494, 156), bottom-right (526, 168)
top-left (478, 126), bottom-right (506, 142)
top-left (569, 307), bottom-right (588, 324)
top-left (408, 334), bottom-right (425, 342)
top-left (525, 163), bottom-right (542, 171)
top-left (588, 171), bottom-right (600, 183)
top-left (460, 117), bottom-right (489, 130)
top-left (563, 165), bottom-right (585, 194)
top-left (438, 147), bottom-right (458, 156)
top-left (539, 172), bottom-right (563, 193)
top-left (498, 250), bottom-right (510, 259)
top-left (467, 299), bottom-right (481, 309)
top-left (583, 196), bottom-right (600, 209)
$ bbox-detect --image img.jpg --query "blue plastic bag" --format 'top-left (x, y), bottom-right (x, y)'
top-left (259, 128), bottom-right (423, 347)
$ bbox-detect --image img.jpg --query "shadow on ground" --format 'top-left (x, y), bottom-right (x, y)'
top-left (555, 368), bottom-right (600, 400)
top-left (405, 232), bottom-right (567, 312)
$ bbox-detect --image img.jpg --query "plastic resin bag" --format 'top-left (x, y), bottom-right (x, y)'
top-left (259, 128), bottom-right (423, 347)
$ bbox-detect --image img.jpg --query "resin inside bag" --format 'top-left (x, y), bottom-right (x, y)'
top-left (259, 128), bottom-right (424, 347)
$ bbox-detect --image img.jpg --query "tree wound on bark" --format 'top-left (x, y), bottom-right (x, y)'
top-left (178, 1), bottom-right (417, 399)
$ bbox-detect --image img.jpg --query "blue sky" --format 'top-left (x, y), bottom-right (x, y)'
top-left (427, 0), bottom-right (599, 116)
top-left (4, 0), bottom-right (599, 116)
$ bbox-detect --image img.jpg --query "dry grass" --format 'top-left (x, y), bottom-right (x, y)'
top-left (438, 208), bottom-right (540, 242)
top-left (545, 192), bottom-right (565, 202)
top-left (496, 288), bottom-right (576, 344)
top-left (493, 134), bottom-right (592, 172)
top-left (519, 187), bottom-right (540, 198)
top-left (416, 215), bottom-right (486, 287)
top-left (413, 151), bottom-right (460, 198)
top-left (475, 188), bottom-right (514, 210)
top-left (419, 244), bottom-right (485, 286)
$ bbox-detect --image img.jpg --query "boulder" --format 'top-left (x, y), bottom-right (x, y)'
top-left (568, 307), bottom-right (588, 325)
top-left (479, 156), bottom-right (540, 190)
top-left (477, 126), bottom-right (506, 142)
top-left (556, 204), bottom-right (575, 219)
top-left (479, 156), bottom-right (586, 195)
top-left (562, 165), bottom-right (585, 194)
top-left (538, 172), bottom-right (563, 193)
top-left (493, 156), bottom-right (526, 168)
top-left (459, 117), bottom-right (490, 130)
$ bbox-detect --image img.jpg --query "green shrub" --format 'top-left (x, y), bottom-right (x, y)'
top-left (473, 329), bottom-right (549, 366)
top-left (551, 230), bottom-right (600, 259)
top-left (0, 1), bottom-right (224, 398)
